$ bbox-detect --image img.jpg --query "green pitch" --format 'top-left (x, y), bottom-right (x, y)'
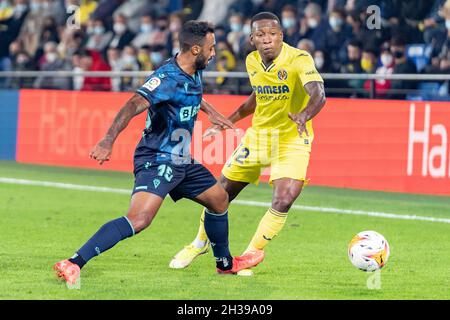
top-left (1, 161), bottom-right (449, 300)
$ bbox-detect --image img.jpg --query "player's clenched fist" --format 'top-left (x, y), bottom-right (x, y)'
top-left (90, 138), bottom-right (113, 165)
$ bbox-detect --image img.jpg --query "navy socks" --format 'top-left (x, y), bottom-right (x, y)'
top-left (204, 209), bottom-right (233, 271)
top-left (69, 216), bottom-right (135, 269)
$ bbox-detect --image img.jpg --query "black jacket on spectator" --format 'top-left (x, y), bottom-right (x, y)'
top-left (0, 9), bottom-right (28, 58)
top-left (108, 30), bottom-right (135, 50)
top-left (390, 58), bottom-right (418, 99)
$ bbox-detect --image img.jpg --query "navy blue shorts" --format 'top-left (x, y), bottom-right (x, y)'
top-left (132, 160), bottom-right (218, 202)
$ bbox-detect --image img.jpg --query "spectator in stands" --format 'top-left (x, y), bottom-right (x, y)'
top-left (117, 45), bottom-right (140, 91)
top-left (298, 2), bottom-right (327, 49)
top-left (137, 45), bottom-right (153, 72)
top-left (297, 38), bottom-right (315, 55)
top-left (149, 44), bottom-right (168, 69)
top-left (373, 45), bottom-right (395, 97)
top-left (227, 12), bottom-right (246, 55)
top-left (108, 14), bottom-right (135, 50)
top-left (38, 16), bottom-right (60, 48)
top-left (106, 47), bottom-right (121, 92)
top-left (341, 39), bottom-right (363, 73)
top-left (131, 15), bottom-right (154, 49)
top-left (79, 49), bottom-right (112, 91)
top-left (34, 41), bottom-right (71, 90)
top-left (18, 0), bottom-right (47, 57)
top-left (71, 51), bottom-right (84, 91)
top-left (341, 39), bottom-right (364, 97)
top-left (214, 40), bottom-right (236, 91)
top-left (0, 0), bottom-right (29, 88)
top-left (361, 46), bottom-right (378, 74)
top-left (9, 39), bottom-right (22, 63)
top-left (166, 12), bottom-right (183, 55)
top-left (390, 36), bottom-right (418, 99)
top-left (313, 50), bottom-right (333, 73)
top-left (57, 29), bottom-right (84, 60)
top-left (85, 18), bottom-right (113, 52)
top-left (281, 4), bottom-right (299, 46)
top-left (10, 51), bottom-right (35, 89)
top-left (147, 15), bottom-right (170, 47)
top-left (322, 8), bottom-right (352, 70)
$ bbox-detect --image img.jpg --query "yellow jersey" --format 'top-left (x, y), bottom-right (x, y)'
top-left (246, 42), bottom-right (323, 140)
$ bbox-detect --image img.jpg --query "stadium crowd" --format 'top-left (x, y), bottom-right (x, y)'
top-left (0, 0), bottom-right (449, 99)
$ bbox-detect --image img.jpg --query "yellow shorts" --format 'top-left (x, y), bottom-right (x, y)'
top-left (222, 128), bottom-right (312, 185)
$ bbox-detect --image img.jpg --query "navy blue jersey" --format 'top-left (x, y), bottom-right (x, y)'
top-left (135, 56), bottom-right (203, 165)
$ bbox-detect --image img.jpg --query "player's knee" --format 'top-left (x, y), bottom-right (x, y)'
top-left (127, 212), bottom-right (153, 234)
top-left (209, 188), bottom-right (229, 214)
top-left (272, 195), bottom-right (295, 213)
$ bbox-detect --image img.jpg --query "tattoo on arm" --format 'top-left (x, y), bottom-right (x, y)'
top-left (104, 93), bottom-right (149, 143)
top-left (302, 81), bottom-right (326, 121)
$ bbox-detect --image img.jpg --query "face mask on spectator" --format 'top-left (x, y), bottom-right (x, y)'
top-left (446, 19), bottom-right (450, 30)
top-left (230, 23), bottom-right (242, 32)
top-left (314, 56), bottom-right (324, 69)
top-left (114, 23), bottom-right (126, 35)
top-left (140, 23), bottom-right (153, 33)
top-left (282, 18), bottom-right (296, 29)
top-left (151, 52), bottom-right (164, 66)
top-left (14, 4), bottom-right (28, 14)
top-left (361, 58), bottom-right (373, 72)
top-left (46, 52), bottom-right (58, 64)
top-left (381, 53), bottom-right (393, 67)
top-left (17, 55), bottom-right (29, 65)
top-left (123, 54), bottom-right (136, 65)
top-left (0, 1), bottom-right (8, 10)
top-left (307, 18), bottom-right (319, 29)
top-left (30, 1), bottom-right (42, 12)
top-left (329, 17), bottom-right (343, 30)
top-left (243, 24), bottom-right (251, 36)
top-left (94, 26), bottom-right (105, 35)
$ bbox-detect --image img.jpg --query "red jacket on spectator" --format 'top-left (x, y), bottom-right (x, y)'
top-left (81, 50), bottom-right (112, 91)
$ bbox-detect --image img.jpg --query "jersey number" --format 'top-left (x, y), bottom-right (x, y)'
top-left (157, 164), bottom-right (173, 182)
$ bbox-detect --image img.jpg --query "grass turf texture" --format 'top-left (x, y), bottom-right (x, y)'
top-left (1, 161), bottom-right (449, 299)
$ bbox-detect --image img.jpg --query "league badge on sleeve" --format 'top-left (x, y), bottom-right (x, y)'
top-left (143, 77), bottom-right (162, 92)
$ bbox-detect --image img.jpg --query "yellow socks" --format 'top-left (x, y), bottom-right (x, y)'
top-left (246, 208), bottom-right (288, 252)
top-left (192, 209), bottom-right (208, 248)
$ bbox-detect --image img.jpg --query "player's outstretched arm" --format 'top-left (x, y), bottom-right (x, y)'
top-left (201, 98), bottom-right (236, 130)
top-left (288, 81), bottom-right (326, 137)
top-left (90, 93), bottom-right (150, 165)
top-left (203, 92), bottom-right (256, 138)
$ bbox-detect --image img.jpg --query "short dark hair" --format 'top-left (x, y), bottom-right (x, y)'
top-left (251, 12), bottom-right (281, 29)
top-left (179, 20), bottom-right (215, 52)
top-left (348, 39), bottom-right (362, 49)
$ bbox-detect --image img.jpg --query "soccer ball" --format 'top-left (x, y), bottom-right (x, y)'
top-left (348, 231), bottom-right (390, 272)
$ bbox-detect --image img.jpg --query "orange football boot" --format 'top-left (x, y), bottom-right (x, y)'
top-left (53, 259), bottom-right (81, 289)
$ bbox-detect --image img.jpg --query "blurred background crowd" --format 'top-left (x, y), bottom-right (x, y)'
top-left (0, 0), bottom-right (449, 99)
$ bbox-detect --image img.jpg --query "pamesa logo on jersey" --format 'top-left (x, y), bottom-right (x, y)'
top-left (252, 85), bottom-right (290, 95)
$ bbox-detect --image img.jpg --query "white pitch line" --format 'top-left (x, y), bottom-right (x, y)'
top-left (1, 177), bottom-right (450, 225)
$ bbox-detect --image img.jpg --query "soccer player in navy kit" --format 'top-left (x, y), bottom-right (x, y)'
top-left (54, 21), bottom-right (264, 288)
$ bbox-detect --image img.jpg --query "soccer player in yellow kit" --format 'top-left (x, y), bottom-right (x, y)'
top-left (169, 12), bottom-right (326, 270)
